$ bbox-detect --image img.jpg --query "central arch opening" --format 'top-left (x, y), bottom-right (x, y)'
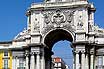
top-left (44, 29), bottom-right (74, 69)
top-left (52, 40), bottom-right (73, 69)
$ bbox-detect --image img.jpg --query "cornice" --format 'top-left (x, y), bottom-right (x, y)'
top-left (30, 1), bottom-right (88, 10)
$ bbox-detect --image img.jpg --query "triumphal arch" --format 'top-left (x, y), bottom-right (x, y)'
top-left (0, 0), bottom-right (104, 69)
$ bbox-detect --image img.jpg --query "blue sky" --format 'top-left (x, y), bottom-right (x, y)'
top-left (52, 40), bottom-right (73, 68)
top-left (0, 0), bottom-right (104, 68)
top-left (0, 0), bottom-right (104, 41)
top-left (0, 0), bottom-right (43, 41)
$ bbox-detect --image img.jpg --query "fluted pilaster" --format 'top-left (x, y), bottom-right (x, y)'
top-left (41, 49), bottom-right (45, 69)
top-left (90, 52), bottom-right (94, 69)
top-left (36, 52), bottom-right (40, 69)
top-left (103, 56), bottom-right (104, 66)
top-left (12, 56), bottom-right (17, 69)
top-left (81, 51), bottom-right (85, 69)
top-left (85, 52), bottom-right (89, 69)
top-left (25, 51), bottom-right (29, 69)
top-left (75, 51), bottom-right (80, 69)
top-left (30, 52), bottom-right (35, 69)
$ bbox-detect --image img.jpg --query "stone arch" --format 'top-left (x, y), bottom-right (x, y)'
top-left (43, 28), bottom-right (75, 50)
top-left (43, 28), bottom-right (75, 69)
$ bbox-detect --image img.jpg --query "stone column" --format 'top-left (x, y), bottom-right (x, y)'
top-left (73, 58), bottom-right (75, 69)
top-left (98, 56), bottom-right (103, 66)
top-left (41, 49), bottom-right (45, 69)
top-left (30, 52), bottom-right (35, 69)
top-left (16, 57), bottom-right (19, 69)
top-left (90, 52), bottom-right (94, 69)
top-left (81, 51), bottom-right (85, 69)
top-left (12, 57), bottom-right (16, 69)
top-left (103, 56), bottom-right (104, 66)
top-left (41, 54), bottom-right (45, 69)
top-left (75, 51), bottom-right (80, 69)
top-left (73, 50), bottom-right (75, 69)
top-left (26, 54), bottom-right (29, 69)
top-left (98, 56), bottom-right (103, 69)
top-left (85, 53), bottom-right (89, 69)
top-left (36, 52), bottom-right (40, 69)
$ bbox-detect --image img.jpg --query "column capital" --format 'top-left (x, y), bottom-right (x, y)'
top-left (13, 56), bottom-right (17, 59)
top-left (72, 50), bottom-right (75, 54)
top-left (30, 52), bottom-right (35, 56)
top-left (81, 50), bottom-right (85, 54)
top-left (90, 51), bottom-right (94, 55)
top-left (75, 50), bottom-right (80, 54)
top-left (25, 53), bottom-right (29, 57)
top-left (35, 52), bottom-right (40, 55)
top-left (25, 54), bottom-right (28, 57)
top-left (25, 50), bottom-right (29, 57)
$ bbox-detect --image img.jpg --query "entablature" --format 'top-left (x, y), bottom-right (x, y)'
top-left (30, 1), bottom-right (88, 10)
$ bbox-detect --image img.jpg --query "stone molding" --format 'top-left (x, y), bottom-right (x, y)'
top-left (30, 1), bottom-right (88, 9)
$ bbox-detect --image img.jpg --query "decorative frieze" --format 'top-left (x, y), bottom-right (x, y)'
top-left (42, 9), bottom-right (76, 35)
top-left (43, 9), bottom-right (75, 25)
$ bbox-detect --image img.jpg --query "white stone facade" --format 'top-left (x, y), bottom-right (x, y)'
top-left (0, 0), bottom-right (104, 69)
